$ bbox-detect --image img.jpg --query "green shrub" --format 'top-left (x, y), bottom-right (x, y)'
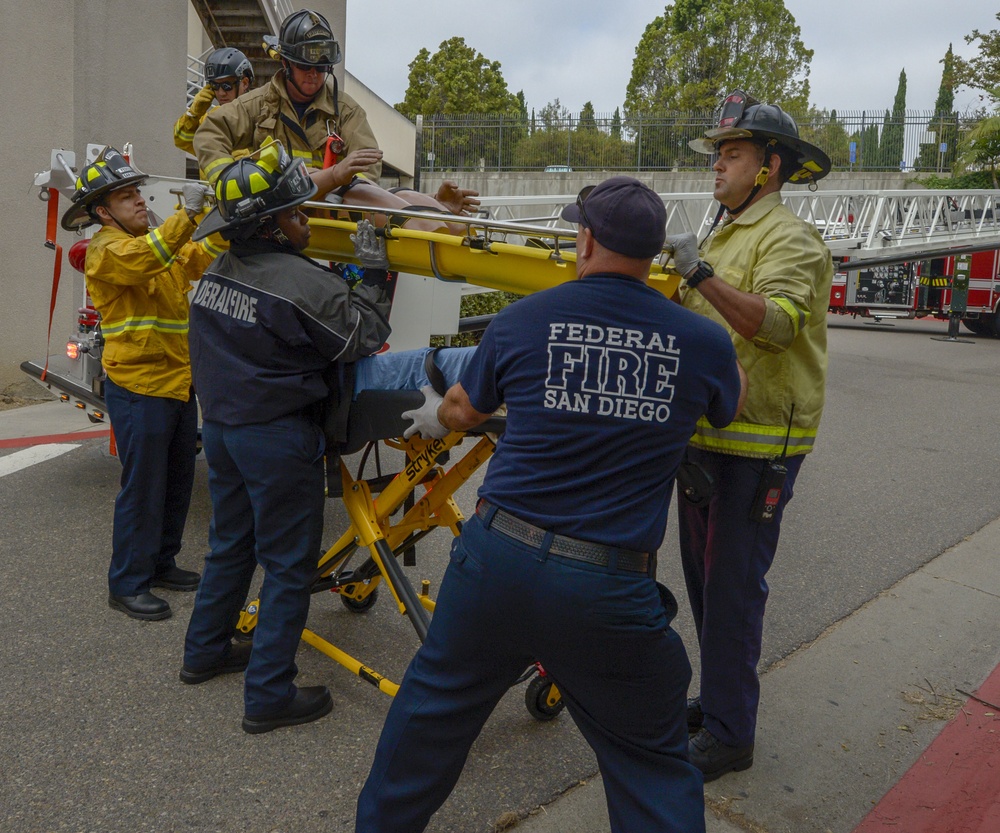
top-left (431, 291), bottom-right (520, 347)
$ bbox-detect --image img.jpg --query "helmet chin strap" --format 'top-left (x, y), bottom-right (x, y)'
top-left (281, 59), bottom-right (310, 100)
top-left (100, 205), bottom-right (136, 237)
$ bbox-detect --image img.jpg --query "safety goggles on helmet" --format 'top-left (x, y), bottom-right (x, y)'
top-left (291, 42), bottom-right (337, 68)
top-left (716, 90), bottom-right (760, 130)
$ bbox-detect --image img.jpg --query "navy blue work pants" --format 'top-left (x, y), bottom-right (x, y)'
top-left (356, 508), bottom-right (704, 833)
top-left (677, 448), bottom-right (804, 748)
top-left (183, 415), bottom-right (325, 715)
top-left (104, 378), bottom-right (197, 596)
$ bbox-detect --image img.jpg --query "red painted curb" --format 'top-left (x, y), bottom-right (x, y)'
top-left (853, 664), bottom-right (1000, 832)
top-left (0, 429), bottom-right (110, 449)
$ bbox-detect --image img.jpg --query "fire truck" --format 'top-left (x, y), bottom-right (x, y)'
top-left (829, 249), bottom-right (1000, 335)
top-left (820, 190), bottom-right (1000, 334)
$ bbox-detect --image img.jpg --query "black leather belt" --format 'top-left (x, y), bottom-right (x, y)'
top-left (475, 500), bottom-right (650, 575)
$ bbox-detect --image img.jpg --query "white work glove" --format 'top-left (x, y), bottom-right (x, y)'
top-left (182, 182), bottom-right (213, 215)
top-left (663, 232), bottom-right (700, 278)
top-left (402, 385), bottom-right (449, 440)
top-left (350, 219), bottom-right (390, 270)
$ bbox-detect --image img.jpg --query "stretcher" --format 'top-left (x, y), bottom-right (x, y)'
top-left (301, 202), bottom-right (683, 299)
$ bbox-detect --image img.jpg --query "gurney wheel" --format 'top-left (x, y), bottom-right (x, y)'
top-left (341, 588), bottom-right (378, 612)
top-left (525, 674), bottom-right (564, 721)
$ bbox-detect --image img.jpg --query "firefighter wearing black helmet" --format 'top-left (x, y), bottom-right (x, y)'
top-left (193, 9), bottom-right (382, 195)
top-left (180, 140), bottom-right (393, 733)
top-left (174, 47), bottom-right (255, 156)
top-left (194, 9), bottom-right (479, 227)
top-left (664, 91), bottom-right (834, 781)
top-left (62, 148), bottom-right (219, 623)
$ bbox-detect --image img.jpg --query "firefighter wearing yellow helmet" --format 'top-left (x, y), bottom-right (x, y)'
top-left (62, 147), bottom-right (221, 623)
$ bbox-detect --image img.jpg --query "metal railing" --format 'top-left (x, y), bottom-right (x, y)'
top-left (417, 110), bottom-right (978, 175)
top-left (185, 50), bottom-right (214, 108)
top-left (257, 0), bottom-right (294, 34)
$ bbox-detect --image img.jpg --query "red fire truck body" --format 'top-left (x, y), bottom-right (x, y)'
top-left (829, 249), bottom-right (1000, 336)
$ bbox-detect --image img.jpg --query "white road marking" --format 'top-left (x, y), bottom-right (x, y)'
top-left (0, 443), bottom-right (78, 478)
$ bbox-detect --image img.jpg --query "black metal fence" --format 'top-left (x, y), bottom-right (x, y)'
top-left (416, 110), bottom-right (973, 175)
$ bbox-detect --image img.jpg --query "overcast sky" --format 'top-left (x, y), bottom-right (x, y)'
top-left (345, 1), bottom-right (995, 116)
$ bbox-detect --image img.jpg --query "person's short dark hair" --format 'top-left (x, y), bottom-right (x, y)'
top-left (561, 176), bottom-right (666, 259)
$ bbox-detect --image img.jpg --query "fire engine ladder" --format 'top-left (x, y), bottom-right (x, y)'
top-left (479, 188), bottom-right (1000, 270)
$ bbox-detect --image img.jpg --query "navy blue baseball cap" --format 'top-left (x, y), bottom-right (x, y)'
top-left (561, 176), bottom-right (666, 259)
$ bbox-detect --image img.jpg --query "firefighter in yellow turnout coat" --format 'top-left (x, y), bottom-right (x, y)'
top-left (62, 148), bottom-right (221, 622)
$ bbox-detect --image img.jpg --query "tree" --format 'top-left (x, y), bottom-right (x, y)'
top-left (624, 0), bottom-right (813, 115)
top-left (396, 37), bottom-right (520, 116)
top-left (954, 95), bottom-right (1000, 189)
top-left (578, 102), bottom-right (599, 133)
top-left (915, 45), bottom-right (958, 171)
top-left (611, 107), bottom-right (623, 141)
top-left (878, 70), bottom-right (907, 169)
top-left (798, 109), bottom-right (851, 170)
top-left (397, 37), bottom-right (522, 171)
top-left (954, 13), bottom-right (1000, 104)
top-left (538, 98), bottom-right (572, 132)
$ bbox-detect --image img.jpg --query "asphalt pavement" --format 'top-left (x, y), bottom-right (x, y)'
top-left (4, 315), bottom-right (1000, 833)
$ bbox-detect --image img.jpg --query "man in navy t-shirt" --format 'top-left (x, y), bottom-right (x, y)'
top-left (356, 176), bottom-right (747, 833)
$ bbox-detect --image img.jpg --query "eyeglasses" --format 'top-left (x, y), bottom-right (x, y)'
top-left (209, 80), bottom-right (237, 92)
top-left (291, 61), bottom-right (332, 75)
top-left (575, 185), bottom-right (596, 229)
top-left (717, 90), bottom-right (759, 129)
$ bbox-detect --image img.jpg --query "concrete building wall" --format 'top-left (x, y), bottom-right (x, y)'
top-left (2, 0), bottom-right (188, 395)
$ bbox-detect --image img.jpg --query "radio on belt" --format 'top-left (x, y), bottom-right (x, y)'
top-left (749, 405), bottom-right (794, 524)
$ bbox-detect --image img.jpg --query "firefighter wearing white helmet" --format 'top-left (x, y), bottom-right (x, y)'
top-left (62, 147), bottom-right (219, 623)
top-left (174, 47), bottom-right (255, 156)
top-left (664, 91), bottom-right (834, 782)
top-left (180, 141), bottom-right (394, 733)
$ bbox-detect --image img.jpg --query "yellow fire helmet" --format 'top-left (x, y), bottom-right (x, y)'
top-left (193, 140), bottom-right (318, 242)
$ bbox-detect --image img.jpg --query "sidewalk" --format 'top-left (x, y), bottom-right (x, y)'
top-left (516, 515), bottom-right (1000, 833)
top-left (0, 398), bottom-right (109, 448)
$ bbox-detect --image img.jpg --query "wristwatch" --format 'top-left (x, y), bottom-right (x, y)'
top-left (685, 260), bottom-right (715, 289)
